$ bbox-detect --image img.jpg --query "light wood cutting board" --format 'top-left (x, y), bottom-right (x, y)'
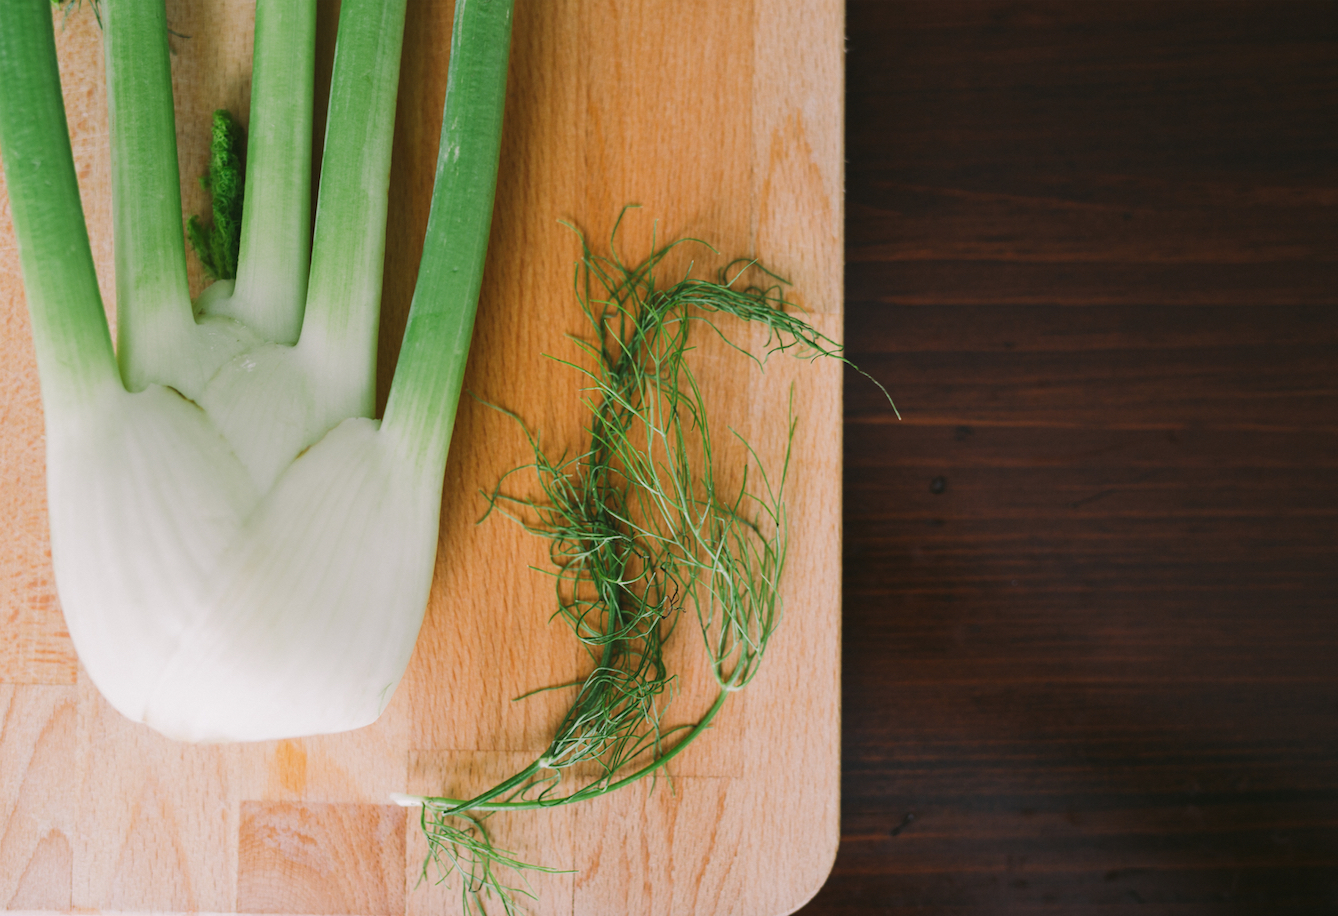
top-left (0, 1), bottom-right (843, 913)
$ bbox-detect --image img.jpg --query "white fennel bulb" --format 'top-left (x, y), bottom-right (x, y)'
top-left (0, 0), bottom-right (514, 741)
top-left (48, 385), bottom-right (440, 741)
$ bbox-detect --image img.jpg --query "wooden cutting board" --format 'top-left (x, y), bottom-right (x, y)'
top-left (0, 1), bottom-right (843, 913)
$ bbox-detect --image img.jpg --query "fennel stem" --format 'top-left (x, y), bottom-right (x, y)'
top-left (228, 0), bottom-right (315, 342)
top-left (103, 0), bottom-right (191, 392)
top-left (0, 0), bottom-right (118, 409)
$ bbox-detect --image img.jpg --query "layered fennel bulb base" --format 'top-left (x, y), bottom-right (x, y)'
top-left (47, 379), bottom-right (442, 743)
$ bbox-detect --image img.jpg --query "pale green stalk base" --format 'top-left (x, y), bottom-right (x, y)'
top-left (214, 0), bottom-right (316, 344)
top-left (295, 0), bottom-right (407, 421)
top-left (0, 0), bottom-right (118, 412)
top-left (382, 0), bottom-right (514, 472)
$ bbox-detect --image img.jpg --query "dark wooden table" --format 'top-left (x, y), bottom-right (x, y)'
top-left (811, 3), bottom-right (1338, 912)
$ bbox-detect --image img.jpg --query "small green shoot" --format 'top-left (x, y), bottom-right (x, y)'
top-left (187, 109), bottom-right (246, 280)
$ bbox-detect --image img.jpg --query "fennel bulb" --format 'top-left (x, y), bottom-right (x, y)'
top-left (0, 0), bottom-right (513, 741)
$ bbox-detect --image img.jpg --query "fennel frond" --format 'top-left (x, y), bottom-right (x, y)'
top-left (398, 215), bottom-right (873, 911)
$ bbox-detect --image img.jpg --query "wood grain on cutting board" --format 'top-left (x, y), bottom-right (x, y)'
top-left (0, 1), bottom-right (843, 913)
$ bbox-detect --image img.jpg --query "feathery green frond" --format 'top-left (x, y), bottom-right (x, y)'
top-left (398, 213), bottom-right (883, 911)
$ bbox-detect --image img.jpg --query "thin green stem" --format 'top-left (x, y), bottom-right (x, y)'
top-left (579, 688), bottom-right (727, 797)
top-left (297, 0), bottom-right (407, 420)
top-left (226, 0), bottom-right (316, 344)
top-left (435, 761), bottom-right (542, 816)
top-left (0, 0), bottom-right (119, 411)
top-left (416, 690), bottom-right (730, 813)
top-left (103, 0), bottom-right (193, 392)
top-left (382, 0), bottom-right (514, 471)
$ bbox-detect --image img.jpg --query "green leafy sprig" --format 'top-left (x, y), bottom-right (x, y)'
top-left (187, 108), bottom-right (246, 280)
top-left (396, 212), bottom-right (875, 914)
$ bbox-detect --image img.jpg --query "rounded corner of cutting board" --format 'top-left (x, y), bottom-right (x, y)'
top-left (783, 833), bottom-right (842, 916)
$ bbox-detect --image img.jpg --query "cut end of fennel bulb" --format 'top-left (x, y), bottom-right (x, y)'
top-left (47, 370), bottom-right (442, 743)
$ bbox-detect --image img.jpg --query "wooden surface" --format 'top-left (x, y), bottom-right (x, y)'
top-left (0, 2), bottom-right (844, 913)
top-left (803, 2), bottom-right (1338, 913)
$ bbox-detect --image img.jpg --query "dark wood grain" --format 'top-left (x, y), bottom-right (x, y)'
top-left (810, 2), bottom-right (1338, 912)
